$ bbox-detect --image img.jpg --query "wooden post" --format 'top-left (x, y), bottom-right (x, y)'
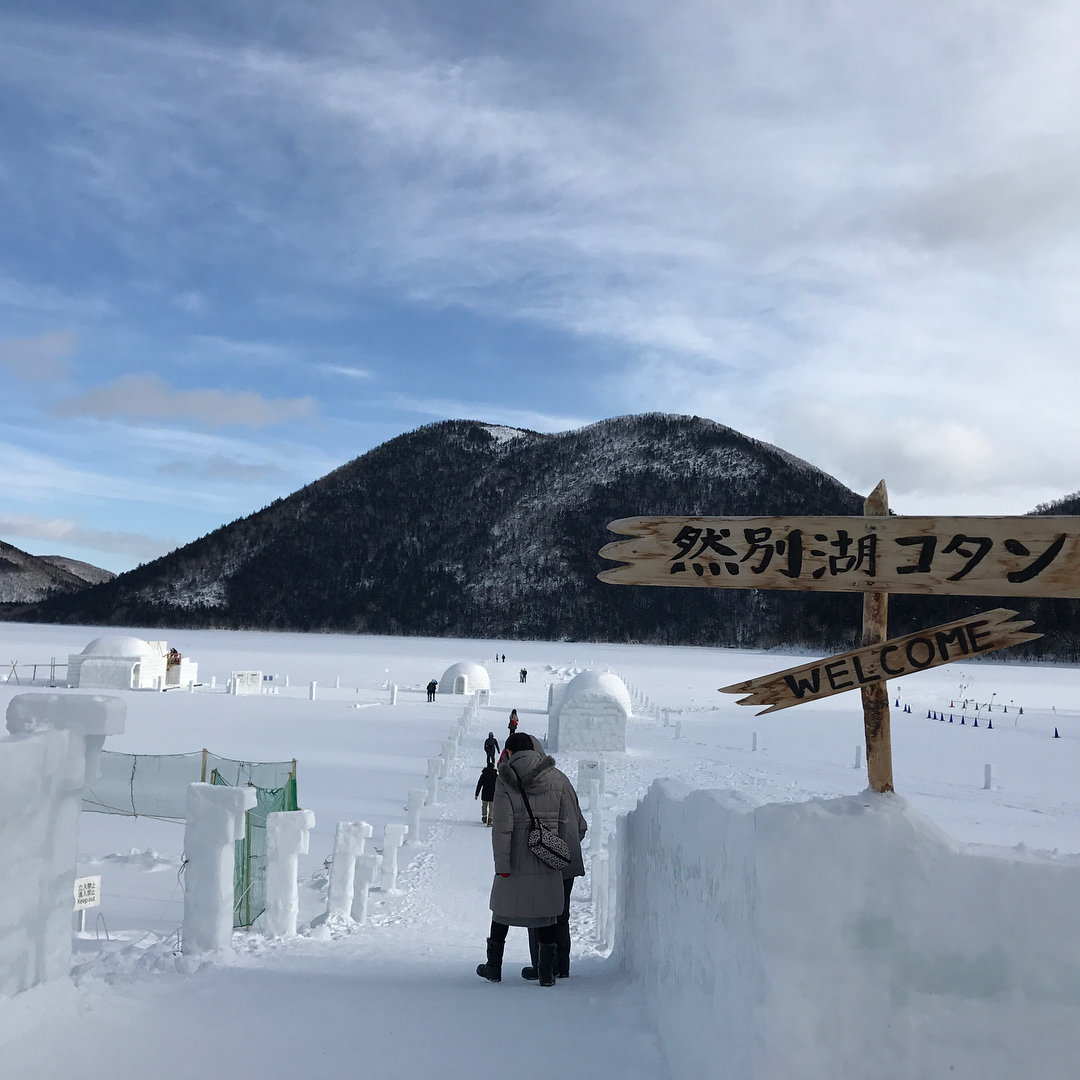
top-left (200, 748), bottom-right (208, 784)
top-left (862, 480), bottom-right (894, 793)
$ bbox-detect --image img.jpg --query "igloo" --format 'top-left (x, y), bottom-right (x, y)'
top-left (547, 670), bottom-right (630, 752)
top-left (438, 662), bottom-right (490, 696)
top-left (67, 636), bottom-right (197, 690)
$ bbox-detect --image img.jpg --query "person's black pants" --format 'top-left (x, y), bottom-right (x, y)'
top-left (490, 920), bottom-right (556, 945)
top-left (528, 877), bottom-right (574, 976)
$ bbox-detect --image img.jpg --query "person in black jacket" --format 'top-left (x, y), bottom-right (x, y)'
top-left (474, 763), bottom-right (499, 825)
top-left (484, 732), bottom-right (500, 767)
top-left (426, 678), bottom-right (438, 702)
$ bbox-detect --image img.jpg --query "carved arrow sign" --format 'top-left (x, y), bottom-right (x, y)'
top-left (718, 608), bottom-right (1041, 714)
top-left (599, 515), bottom-right (1080, 598)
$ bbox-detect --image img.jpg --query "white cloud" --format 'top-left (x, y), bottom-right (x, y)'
top-left (0, 513), bottom-right (172, 561)
top-left (53, 374), bottom-right (317, 428)
top-left (2, 5), bottom-right (1080, 507)
top-left (319, 364), bottom-right (373, 379)
top-left (157, 455), bottom-right (284, 481)
top-left (0, 330), bottom-right (75, 382)
top-left (384, 394), bottom-right (591, 434)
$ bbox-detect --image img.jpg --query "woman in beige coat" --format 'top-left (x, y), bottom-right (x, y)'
top-left (476, 732), bottom-right (581, 987)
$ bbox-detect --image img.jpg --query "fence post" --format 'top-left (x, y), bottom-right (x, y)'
top-left (380, 824), bottom-right (409, 893)
top-left (352, 855), bottom-right (378, 924)
top-left (406, 790), bottom-right (425, 843)
top-left (264, 809), bottom-right (316, 938)
top-left (426, 759), bottom-right (440, 804)
top-left (589, 779), bottom-right (602, 851)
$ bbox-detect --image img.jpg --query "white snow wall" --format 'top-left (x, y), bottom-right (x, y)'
top-left (617, 781), bottom-right (1080, 1080)
top-left (1, 693), bottom-right (125, 997)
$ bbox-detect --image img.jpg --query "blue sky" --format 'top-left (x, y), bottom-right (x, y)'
top-left (3, 2), bottom-right (1080, 572)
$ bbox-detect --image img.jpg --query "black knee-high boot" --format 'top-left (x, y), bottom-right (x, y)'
top-left (537, 942), bottom-right (557, 987)
top-left (476, 937), bottom-right (504, 982)
top-left (521, 929), bottom-right (540, 980)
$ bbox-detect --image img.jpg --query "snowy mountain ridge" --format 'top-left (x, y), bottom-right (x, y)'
top-left (0, 540), bottom-right (113, 604)
top-left (12, 413), bottom-right (1080, 656)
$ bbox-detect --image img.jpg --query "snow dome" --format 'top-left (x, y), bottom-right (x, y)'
top-left (81, 635), bottom-right (156, 657)
top-left (438, 662), bottom-right (491, 695)
top-left (68, 635), bottom-right (169, 691)
top-left (548, 670), bottom-right (630, 752)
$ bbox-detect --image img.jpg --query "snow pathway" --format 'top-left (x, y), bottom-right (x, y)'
top-left (1, 723), bottom-right (669, 1080)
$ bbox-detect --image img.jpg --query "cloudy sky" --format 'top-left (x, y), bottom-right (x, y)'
top-left (2, 1), bottom-right (1079, 572)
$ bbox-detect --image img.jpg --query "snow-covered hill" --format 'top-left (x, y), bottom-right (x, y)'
top-left (0, 541), bottom-right (110, 603)
top-left (13, 414), bottom-right (868, 649)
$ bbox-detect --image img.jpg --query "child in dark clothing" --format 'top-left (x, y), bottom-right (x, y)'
top-left (474, 763), bottom-right (499, 825)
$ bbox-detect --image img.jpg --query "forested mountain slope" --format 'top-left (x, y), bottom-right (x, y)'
top-left (13, 416), bottom-right (1080, 658)
top-left (13, 416), bottom-right (867, 648)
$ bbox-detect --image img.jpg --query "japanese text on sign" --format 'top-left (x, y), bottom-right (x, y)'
top-left (599, 516), bottom-right (1080, 598)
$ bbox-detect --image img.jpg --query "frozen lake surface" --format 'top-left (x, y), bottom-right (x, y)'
top-left (2, 621), bottom-right (1078, 1079)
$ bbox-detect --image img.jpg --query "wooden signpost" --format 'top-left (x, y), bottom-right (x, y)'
top-left (599, 480), bottom-right (1078, 793)
top-left (598, 510), bottom-right (1080, 597)
top-left (719, 608), bottom-right (1040, 714)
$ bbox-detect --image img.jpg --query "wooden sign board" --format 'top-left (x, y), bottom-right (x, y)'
top-left (719, 608), bottom-right (1040, 714)
top-left (599, 515), bottom-right (1080, 598)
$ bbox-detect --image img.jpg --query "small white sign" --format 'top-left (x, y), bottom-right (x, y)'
top-left (74, 875), bottom-right (101, 909)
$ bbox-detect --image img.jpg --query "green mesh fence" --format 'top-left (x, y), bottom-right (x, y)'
top-left (212, 771), bottom-right (299, 929)
top-left (82, 747), bottom-right (298, 931)
top-left (83, 749), bottom-right (296, 820)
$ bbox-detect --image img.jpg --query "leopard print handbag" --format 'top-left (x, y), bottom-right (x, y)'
top-left (518, 785), bottom-right (573, 872)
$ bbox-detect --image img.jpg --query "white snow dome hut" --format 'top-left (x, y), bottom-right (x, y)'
top-left (438, 662), bottom-right (491, 696)
top-left (547, 670), bottom-right (631, 752)
top-left (67, 636), bottom-right (197, 691)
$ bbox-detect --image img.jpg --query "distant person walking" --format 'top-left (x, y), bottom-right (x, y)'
top-left (484, 731), bottom-right (500, 768)
top-left (475, 762), bottom-right (498, 825)
top-left (426, 678), bottom-right (438, 702)
top-left (507, 709), bottom-right (519, 736)
top-left (501, 654), bottom-right (506, 664)
top-left (475, 732), bottom-right (583, 987)
top-left (519, 668), bottom-right (527, 684)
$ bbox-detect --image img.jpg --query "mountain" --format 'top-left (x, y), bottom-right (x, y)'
top-left (12, 415), bottom-right (1079, 659)
top-left (11, 415), bottom-right (870, 649)
top-left (0, 540), bottom-right (109, 603)
top-left (37, 555), bottom-right (116, 586)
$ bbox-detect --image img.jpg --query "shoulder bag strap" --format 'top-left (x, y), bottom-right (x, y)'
top-left (517, 781), bottom-right (538, 828)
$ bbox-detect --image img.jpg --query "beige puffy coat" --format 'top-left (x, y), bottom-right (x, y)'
top-left (488, 749), bottom-right (582, 924)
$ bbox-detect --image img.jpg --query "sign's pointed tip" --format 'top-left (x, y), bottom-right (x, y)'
top-left (865, 479), bottom-right (889, 516)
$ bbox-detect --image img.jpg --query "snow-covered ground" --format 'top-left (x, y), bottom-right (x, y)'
top-left (1, 621), bottom-right (1078, 1078)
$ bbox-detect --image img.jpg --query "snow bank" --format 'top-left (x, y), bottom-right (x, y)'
top-left (618, 782), bottom-right (1080, 1080)
top-left (1, 693), bottom-right (125, 997)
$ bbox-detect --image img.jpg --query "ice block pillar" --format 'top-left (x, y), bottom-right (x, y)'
top-left (351, 855), bottom-right (378, 924)
top-left (181, 783), bottom-right (257, 954)
top-left (590, 779), bottom-right (602, 851)
top-left (2, 693), bottom-right (125, 997)
top-left (264, 809), bottom-right (316, 938)
top-left (380, 823), bottom-right (409, 894)
top-left (406, 790), bottom-right (425, 844)
top-left (426, 758), bottom-right (441, 804)
top-left (326, 820), bottom-right (373, 922)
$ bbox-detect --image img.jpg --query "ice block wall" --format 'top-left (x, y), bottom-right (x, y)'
top-left (617, 781), bottom-right (1080, 1080)
top-left (0, 694), bottom-right (125, 997)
